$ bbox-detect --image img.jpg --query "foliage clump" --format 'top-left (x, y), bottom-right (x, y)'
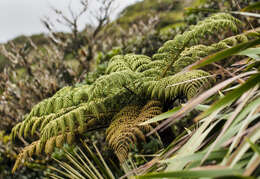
top-left (10, 13), bottom-right (250, 173)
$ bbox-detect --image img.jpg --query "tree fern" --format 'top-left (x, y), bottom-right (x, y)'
top-left (11, 13), bottom-right (248, 172)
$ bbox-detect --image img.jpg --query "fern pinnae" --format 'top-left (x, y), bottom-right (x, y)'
top-left (11, 123), bottom-right (22, 140)
top-left (39, 102), bottom-right (106, 142)
top-left (45, 137), bottom-right (56, 154)
top-left (12, 140), bottom-right (40, 173)
top-left (109, 129), bottom-right (139, 148)
top-left (38, 106), bottom-right (76, 131)
top-left (13, 132), bottom-right (76, 173)
top-left (106, 59), bottom-right (130, 74)
top-left (24, 116), bottom-right (41, 138)
top-left (153, 13), bottom-right (242, 76)
top-left (126, 54), bottom-right (151, 71)
top-left (66, 113), bottom-right (76, 133)
top-left (106, 101), bottom-right (162, 163)
top-left (11, 13), bottom-right (248, 171)
top-left (74, 108), bottom-right (86, 134)
top-left (72, 88), bottom-right (89, 104)
top-left (89, 70), bottom-right (139, 99)
top-left (55, 134), bottom-right (66, 148)
top-left (17, 91), bottom-right (90, 139)
top-left (59, 116), bottom-right (67, 134)
top-left (172, 34), bottom-right (250, 73)
top-left (143, 70), bottom-right (215, 101)
top-left (107, 54), bottom-right (152, 74)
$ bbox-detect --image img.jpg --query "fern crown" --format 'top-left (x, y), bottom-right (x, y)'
top-left (11, 13), bottom-right (253, 171)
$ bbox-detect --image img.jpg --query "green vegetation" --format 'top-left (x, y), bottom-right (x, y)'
top-left (0, 0), bottom-right (259, 178)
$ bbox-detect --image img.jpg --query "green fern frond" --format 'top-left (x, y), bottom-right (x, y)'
top-left (40, 104), bottom-right (93, 142)
top-left (106, 54), bottom-right (151, 74)
top-left (106, 101), bottom-right (162, 163)
top-left (140, 70), bottom-right (215, 101)
top-left (30, 85), bottom-right (89, 117)
top-left (12, 13), bottom-right (247, 172)
top-left (89, 70), bottom-right (141, 99)
top-left (152, 13), bottom-right (242, 76)
top-left (11, 85), bottom-right (90, 139)
top-left (12, 132), bottom-right (76, 173)
top-left (173, 34), bottom-right (250, 72)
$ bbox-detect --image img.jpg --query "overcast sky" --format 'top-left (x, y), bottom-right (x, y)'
top-left (0, 0), bottom-right (138, 43)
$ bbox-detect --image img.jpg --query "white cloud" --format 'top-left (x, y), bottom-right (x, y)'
top-left (0, 0), bottom-right (137, 43)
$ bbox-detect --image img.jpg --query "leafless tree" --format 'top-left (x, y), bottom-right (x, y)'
top-left (41, 0), bottom-right (116, 71)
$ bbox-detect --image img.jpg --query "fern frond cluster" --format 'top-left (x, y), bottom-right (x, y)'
top-left (106, 101), bottom-right (162, 163)
top-left (153, 13), bottom-right (241, 62)
top-left (11, 13), bottom-right (248, 172)
top-left (152, 13), bottom-right (242, 76)
top-left (173, 33), bottom-right (251, 72)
